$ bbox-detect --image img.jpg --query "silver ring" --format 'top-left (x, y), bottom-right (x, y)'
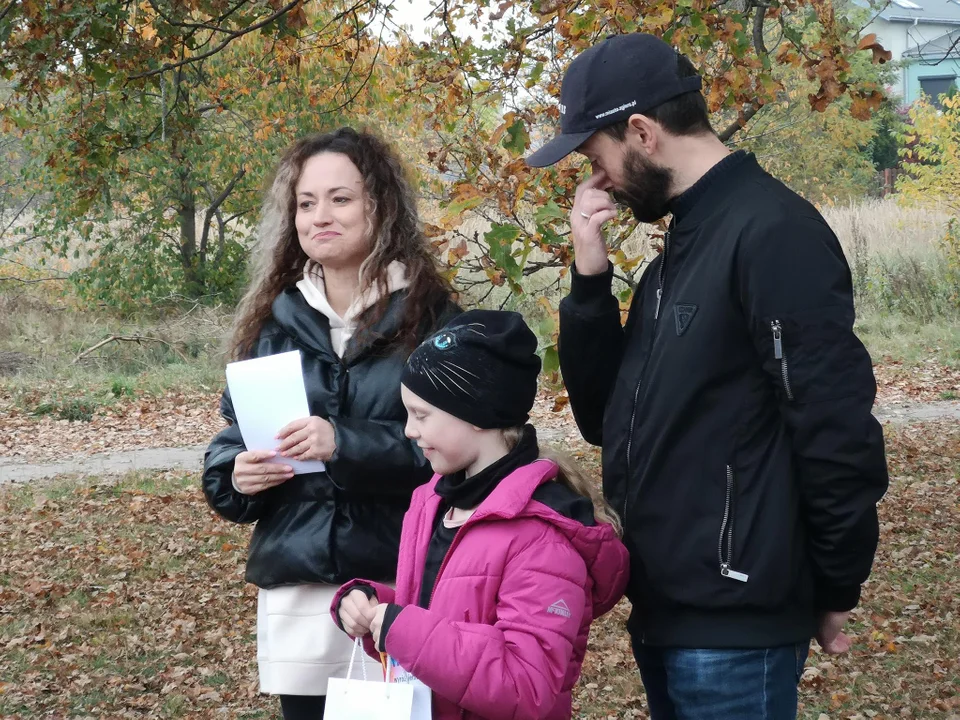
top-left (580, 211), bottom-right (591, 219)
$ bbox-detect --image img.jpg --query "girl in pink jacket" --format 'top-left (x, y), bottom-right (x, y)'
top-left (332, 309), bottom-right (630, 720)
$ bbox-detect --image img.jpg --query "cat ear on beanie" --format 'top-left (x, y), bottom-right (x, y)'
top-left (401, 310), bottom-right (541, 430)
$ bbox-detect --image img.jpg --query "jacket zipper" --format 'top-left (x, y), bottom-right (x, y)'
top-left (653, 230), bottom-right (670, 321)
top-left (624, 229), bottom-right (672, 521)
top-left (770, 320), bottom-right (794, 401)
top-left (718, 465), bottom-right (749, 583)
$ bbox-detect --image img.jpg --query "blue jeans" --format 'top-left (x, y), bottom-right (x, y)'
top-left (633, 640), bottom-right (810, 720)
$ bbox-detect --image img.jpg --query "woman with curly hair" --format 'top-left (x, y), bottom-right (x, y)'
top-left (202, 127), bottom-right (458, 720)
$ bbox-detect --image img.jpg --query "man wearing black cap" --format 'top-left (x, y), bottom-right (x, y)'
top-left (527, 33), bottom-right (889, 718)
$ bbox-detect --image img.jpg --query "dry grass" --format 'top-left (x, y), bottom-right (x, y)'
top-left (822, 198), bottom-right (951, 257)
top-left (0, 292), bottom-right (230, 403)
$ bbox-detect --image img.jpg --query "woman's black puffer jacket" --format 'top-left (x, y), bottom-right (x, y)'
top-left (203, 287), bottom-right (459, 587)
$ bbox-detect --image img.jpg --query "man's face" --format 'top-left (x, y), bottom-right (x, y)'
top-left (579, 131), bottom-right (675, 224)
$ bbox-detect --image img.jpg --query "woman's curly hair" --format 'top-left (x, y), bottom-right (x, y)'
top-left (229, 127), bottom-right (453, 359)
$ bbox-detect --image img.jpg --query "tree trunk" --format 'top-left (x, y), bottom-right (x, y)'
top-left (177, 177), bottom-right (201, 297)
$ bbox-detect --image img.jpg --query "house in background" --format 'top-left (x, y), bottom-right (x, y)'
top-left (861, 0), bottom-right (960, 105)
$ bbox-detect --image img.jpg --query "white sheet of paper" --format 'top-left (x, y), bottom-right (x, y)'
top-left (225, 350), bottom-right (326, 475)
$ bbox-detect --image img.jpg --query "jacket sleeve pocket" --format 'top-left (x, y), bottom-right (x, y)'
top-left (738, 213), bottom-right (889, 611)
top-left (757, 306), bottom-right (863, 405)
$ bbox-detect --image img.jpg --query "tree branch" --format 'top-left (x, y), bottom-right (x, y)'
top-left (718, 104), bottom-right (761, 142)
top-left (73, 335), bottom-right (187, 364)
top-left (127, 1), bottom-right (300, 80)
top-left (214, 207), bottom-right (227, 266)
top-left (752, 2), bottom-right (768, 57)
top-left (0, 0), bottom-right (17, 25)
top-left (199, 167), bottom-right (245, 260)
top-left (0, 274), bottom-right (69, 284)
top-left (0, 194), bottom-right (37, 236)
top-left (147, 0), bottom-right (249, 35)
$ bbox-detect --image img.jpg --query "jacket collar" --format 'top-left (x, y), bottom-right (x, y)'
top-left (417, 459), bottom-right (629, 616)
top-left (669, 151), bottom-right (762, 230)
top-left (271, 287), bottom-right (408, 365)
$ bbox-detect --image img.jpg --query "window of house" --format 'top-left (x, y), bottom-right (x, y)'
top-left (919, 75), bottom-right (958, 107)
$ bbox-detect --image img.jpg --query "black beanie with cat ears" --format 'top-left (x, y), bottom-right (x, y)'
top-left (401, 310), bottom-right (542, 429)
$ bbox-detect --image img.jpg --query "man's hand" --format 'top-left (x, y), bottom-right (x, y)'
top-left (816, 611), bottom-right (853, 655)
top-left (570, 169), bottom-right (617, 276)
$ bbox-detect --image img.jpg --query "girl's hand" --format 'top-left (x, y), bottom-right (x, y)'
top-left (370, 603), bottom-right (388, 648)
top-left (339, 589), bottom-right (379, 638)
top-left (276, 416), bottom-right (336, 461)
top-left (233, 450), bottom-right (293, 495)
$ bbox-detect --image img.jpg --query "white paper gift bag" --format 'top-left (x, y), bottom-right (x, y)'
top-left (386, 655), bottom-right (432, 720)
top-left (323, 639), bottom-right (414, 720)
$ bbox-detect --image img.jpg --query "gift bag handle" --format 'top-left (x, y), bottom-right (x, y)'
top-left (346, 637), bottom-right (368, 682)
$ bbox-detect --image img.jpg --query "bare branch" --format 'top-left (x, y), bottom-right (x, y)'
top-left (858, 1), bottom-right (892, 34)
top-left (0, 194), bottom-right (37, 236)
top-left (522, 258), bottom-right (563, 276)
top-left (73, 335), bottom-right (188, 364)
top-left (0, 274), bottom-right (69, 284)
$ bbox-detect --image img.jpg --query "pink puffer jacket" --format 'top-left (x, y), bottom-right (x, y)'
top-left (332, 459), bottom-right (630, 720)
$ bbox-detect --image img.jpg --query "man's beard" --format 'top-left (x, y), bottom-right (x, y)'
top-left (612, 149), bottom-right (675, 224)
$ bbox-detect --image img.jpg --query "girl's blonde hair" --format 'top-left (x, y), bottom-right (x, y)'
top-left (501, 427), bottom-right (623, 537)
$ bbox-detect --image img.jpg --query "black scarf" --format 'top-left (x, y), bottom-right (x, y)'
top-left (434, 425), bottom-right (540, 510)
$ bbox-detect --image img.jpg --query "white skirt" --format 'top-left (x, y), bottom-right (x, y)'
top-left (257, 584), bottom-right (381, 696)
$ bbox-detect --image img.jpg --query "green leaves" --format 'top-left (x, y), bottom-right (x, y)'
top-left (485, 223), bottom-right (524, 286)
top-left (535, 200), bottom-right (566, 225)
top-left (501, 118), bottom-right (529, 157)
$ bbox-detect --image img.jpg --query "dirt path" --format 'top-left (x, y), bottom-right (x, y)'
top-left (1, 400), bottom-right (957, 484)
top-left (872, 400), bottom-right (960, 424)
top-left (0, 445), bottom-right (207, 484)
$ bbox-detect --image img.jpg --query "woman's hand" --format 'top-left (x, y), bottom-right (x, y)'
top-left (339, 589), bottom-right (379, 637)
top-left (276, 416), bottom-right (337, 461)
top-left (233, 450), bottom-right (293, 495)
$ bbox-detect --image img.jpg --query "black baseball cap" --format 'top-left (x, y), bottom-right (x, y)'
top-left (525, 33), bottom-right (703, 168)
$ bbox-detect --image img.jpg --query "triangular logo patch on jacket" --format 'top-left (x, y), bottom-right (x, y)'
top-left (547, 599), bottom-right (572, 618)
top-left (674, 304), bottom-right (699, 336)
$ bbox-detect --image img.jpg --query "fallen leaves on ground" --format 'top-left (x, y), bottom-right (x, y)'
top-left (0, 390), bottom-right (224, 463)
top-left (572, 421), bottom-right (960, 719)
top-left (874, 357), bottom-right (960, 404)
top-left (0, 424), bottom-right (957, 718)
top-left (0, 471), bottom-right (271, 719)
